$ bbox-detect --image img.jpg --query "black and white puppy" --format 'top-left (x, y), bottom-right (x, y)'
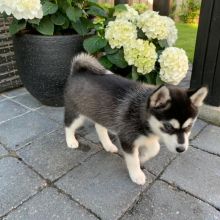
top-left (64, 53), bottom-right (208, 185)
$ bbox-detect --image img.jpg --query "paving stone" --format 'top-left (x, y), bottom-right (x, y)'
top-left (191, 124), bottom-right (220, 155)
top-left (84, 129), bottom-right (100, 144)
top-left (0, 157), bottom-right (44, 217)
top-left (143, 146), bottom-right (176, 176)
top-left (0, 111), bottom-right (59, 150)
top-left (190, 119), bottom-right (207, 140)
top-left (13, 93), bottom-right (42, 109)
top-left (18, 129), bottom-right (101, 181)
top-left (122, 181), bottom-right (220, 220)
top-left (36, 106), bottom-right (64, 124)
top-left (161, 148), bottom-right (220, 209)
top-left (4, 187), bottom-right (97, 220)
top-left (0, 95), bottom-right (6, 102)
top-left (0, 100), bottom-right (28, 123)
top-left (56, 151), bottom-right (154, 220)
top-left (3, 87), bottom-right (28, 98)
top-left (0, 145), bottom-right (7, 156)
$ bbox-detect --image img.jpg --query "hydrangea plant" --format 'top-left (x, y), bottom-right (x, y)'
top-left (0, 0), bottom-right (107, 36)
top-left (83, 4), bottom-right (189, 85)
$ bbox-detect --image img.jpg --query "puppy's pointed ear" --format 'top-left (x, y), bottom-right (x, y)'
top-left (187, 87), bottom-right (208, 107)
top-left (149, 85), bottom-right (171, 109)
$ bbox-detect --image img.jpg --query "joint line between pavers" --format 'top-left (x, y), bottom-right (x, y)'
top-left (51, 184), bottom-right (102, 220)
top-left (9, 98), bottom-right (34, 111)
top-left (1, 90), bottom-right (28, 99)
top-left (160, 179), bottom-right (220, 212)
top-left (190, 122), bottom-right (209, 141)
top-left (52, 149), bottom-right (102, 184)
top-left (118, 172), bottom-right (157, 220)
top-left (191, 145), bottom-right (220, 157)
top-left (0, 110), bottom-right (32, 126)
top-left (18, 154), bottom-right (48, 181)
top-left (118, 149), bottom-right (179, 219)
top-left (0, 185), bottom-right (46, 219)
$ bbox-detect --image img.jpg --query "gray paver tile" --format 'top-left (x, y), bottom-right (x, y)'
top-left (13, 93), bottom-right (42, 109)
top-left (190, 119), bottom-right (207, 140)
top-left (161, 148), bottom-right (220, 209)
top-left (18, 129), bottom-right (101, 181)
top-left (3, 87), bottom-right (28, 98)
top-left (36, 106), bottom-right (64, 124)
top-left (4, 187), bottom-right (97, 220)
top-left (122, 181), bottom-right (220, 220)
top-left (0, 95), bottom-right (6, 102)
top-left (0, 111), bottom-right (59, 150)
top-left (0, 145), bottom-right (7, 156)
top-left (143, 146), bottom-right (176, 176)
top-left (84, 129), bottom-right (100, 144)
top-left (0, 100), bottom-right (28, 123)
top-left (191, 124), bottom-right (220, 155)
top-left (56, 151), bottom-right (154, 220)
top-left (0, 157), bottom-right (43, 217)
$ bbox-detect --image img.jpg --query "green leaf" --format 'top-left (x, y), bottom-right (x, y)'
top-left (158, 39), bottom-right (169, 48)
top-left (107, 49), bottom-right (127, 68)
top-left (72, 18), bottom-right (92, 35)
top-left (145, 72), bottom-right (156, 84)
top-left (51, 13), bottom-right (66, 25)
top-left (104, 44), bottom-right (118, 55)
top-left (87, 6), bottom-right (107, 18)
top-left (9, 19), bottom-right (26, 35)
top-left (131, 66), bottom-right (139, 80)
top-left (99, 56), bottom-right (112, 69)
top-left (36, 17), bottom-right (54, 35)
top-left (83, 35), bottom-right (107, 53)
top-left (66, 6), bottom-right (82, 22)
top-left (114, 4), bottom-right (127, 14)
top-left (28, 18), bottom-right (40, 25)
top-left (42, 2), bottom-right (58, 16)
top-left (62, 17), bottom-right (70, 29)
top-left (156, 74), bottom-right (164, 85)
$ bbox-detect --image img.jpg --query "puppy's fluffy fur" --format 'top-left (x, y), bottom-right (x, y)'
top-left (64, 53), bottom-right (208, 185)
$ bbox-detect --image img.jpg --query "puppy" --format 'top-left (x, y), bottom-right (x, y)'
top-left (64, 53), bottom-right (208, 185)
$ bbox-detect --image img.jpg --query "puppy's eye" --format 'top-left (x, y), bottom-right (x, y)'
top-left (163, 123), bottom-right (174, 132)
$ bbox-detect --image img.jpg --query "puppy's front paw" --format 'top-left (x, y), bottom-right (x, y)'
top-left (104, 144), bottom-right (118, 153)
top-left (66, 137), bottom-right (79, 149)
top-left (130, 170), bottom-right (146, 185)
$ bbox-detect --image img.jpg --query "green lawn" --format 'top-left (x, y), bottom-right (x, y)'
top-left (175, 23), bottom-right (198, 63)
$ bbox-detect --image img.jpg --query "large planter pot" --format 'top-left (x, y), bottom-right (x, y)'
top-left (13, 34), bottom-right (86, 106)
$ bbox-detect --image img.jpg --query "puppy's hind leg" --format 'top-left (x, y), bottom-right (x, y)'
top-left (95, 123), bottom-right (118, 153)
top-left (65, 110), bottom-right (85, 149)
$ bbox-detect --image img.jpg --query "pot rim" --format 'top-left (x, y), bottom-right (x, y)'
top-left (13, 32), bottom-right (94, 39)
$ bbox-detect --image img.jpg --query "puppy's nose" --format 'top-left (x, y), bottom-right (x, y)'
top-left (176, 146), bottom-right (185, 153)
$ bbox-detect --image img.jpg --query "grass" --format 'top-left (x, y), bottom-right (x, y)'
top-left (175, 23), bottom-right (198, 63)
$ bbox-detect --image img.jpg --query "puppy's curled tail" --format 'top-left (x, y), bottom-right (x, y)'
top-left (71, 53), bottom-right (111, 75)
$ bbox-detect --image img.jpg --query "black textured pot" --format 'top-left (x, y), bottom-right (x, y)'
top-left (13, 34), bottom-right (86, 106)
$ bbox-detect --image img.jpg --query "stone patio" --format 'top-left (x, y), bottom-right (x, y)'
top-left (0, 87), bottom-right (220, 220)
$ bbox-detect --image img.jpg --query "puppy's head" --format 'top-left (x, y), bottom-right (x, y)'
top-left (147, 85), bottom-right (208, 153)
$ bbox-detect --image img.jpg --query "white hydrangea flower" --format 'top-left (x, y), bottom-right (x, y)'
top-left (124, 39), bottom-right (157, 74)
top-left (137, 11), bottom-right (177, 46)
top-left (0, 0), bottom-right (43, 20)
top-left (159, 47), bottom-right (189, 85)
top-left (114, 4), bottom-right (139, 24)
top-left (0, 0), bottom-right (18, 15)
top-left (164, 16), bottom-right (178, 46)
top-left (13, 0), bottom-right (43, 20)
top-left (105, 19), bottom-right (137, 49)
